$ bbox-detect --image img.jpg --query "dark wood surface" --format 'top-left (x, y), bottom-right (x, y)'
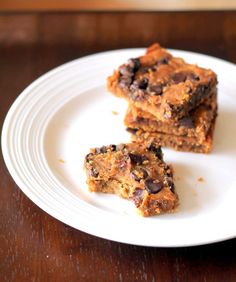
top-left (0, 11), bottom-right (236, 282)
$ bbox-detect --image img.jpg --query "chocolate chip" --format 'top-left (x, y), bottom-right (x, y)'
top-left (171, 72), bottom-right (187, 84)
top-left (128, 153), bottom-right (148, 164)
top-left (90, 167), bottom-right (99, 178)
top-left (131, 168), bottom-right (149, 182)
top-left (132, 188), bottom-right (144, 207)
top-left (139, 78), bottom-right (149, 89)
top-left (131, 78), bottom-right (149, 90)
top-left (126, 127), bottom-right (138, 134)
top-left (128, 58), bottom-right (140, 72)
top-left (147, 144), bottom-right (163, 160)
top-left (119, 76), bottom-right (132, 88)
top-left (165, 177), bottom-right (175, 191)
top-left (116, 144), bottom-right (126, 151)
top-left (179, 117), bottom-right (195, 128)
top-left (148, 83), bottom-right (163, 95)
top-left (196, 83), bottom-right (210, 95)
top-left (188, 73), bottom-right (200, 81)
top-left (95, 146), bottom-right (107, 154)
top-left (144, 179), bottom-right (163, 194)
top-left (110, 144), bottom-right (116, 151)
top-left (157, 57), bottom-right (169, 66)
top-left (85, 153), bottom-right (93, 162)
top-left (119, 65), bottom-right (133, 77)
top-left (136, 116), bottom-right (145, 123)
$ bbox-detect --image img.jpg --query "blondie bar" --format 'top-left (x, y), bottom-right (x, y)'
top-left (107, 43), bottom-right (217, 121)
top-left (84, 143), bottom-right (178, 216)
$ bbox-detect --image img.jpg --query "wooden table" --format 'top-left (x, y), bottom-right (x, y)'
top-left (1, 11), bottom-right (236, 281)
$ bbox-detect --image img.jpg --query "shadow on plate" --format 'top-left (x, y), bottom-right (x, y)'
top-left (213, 110), bottom-right (236, 155)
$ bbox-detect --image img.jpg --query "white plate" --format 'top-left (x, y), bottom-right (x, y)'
top-left (2, 49), bottom-right (236, 247)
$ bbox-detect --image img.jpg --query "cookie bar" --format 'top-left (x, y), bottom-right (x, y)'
top-left (107, 43), bottom-right (217, 121)
top-left (125, 92), bottom-right (217, 143)
top-left (84, 143), bottom-right (178, 216)
top-left (129, 117), bottom-right (216, 153)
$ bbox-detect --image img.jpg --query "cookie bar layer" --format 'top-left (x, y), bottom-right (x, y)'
top-left (129, 118), bottom-right (216, 153)
top-left (125, 92), bottom-right (217, 143)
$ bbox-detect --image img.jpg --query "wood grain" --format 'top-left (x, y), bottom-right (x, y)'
top-left (0, 12), bottom-right (236, 282)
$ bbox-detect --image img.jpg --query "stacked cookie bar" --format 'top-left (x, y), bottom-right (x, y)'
top-left (107, 43), bottom-right (218, 153)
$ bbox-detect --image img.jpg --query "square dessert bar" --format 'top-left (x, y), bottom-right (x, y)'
top-left (107, 43), bottom-right (217, 121)
top-left (84, 143), bottom-right (178, 216)
top-left (125, 92), bottom-right (217, 144)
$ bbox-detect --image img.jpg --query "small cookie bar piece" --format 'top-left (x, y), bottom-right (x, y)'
top-left (107, 43), bottom-right (217, 121)
top-left (84, 143), bottom-right (178, 216)
top-left (129, 118), bottom-right (216, 153)
top-left (125, 91), bottom-right (217, 143)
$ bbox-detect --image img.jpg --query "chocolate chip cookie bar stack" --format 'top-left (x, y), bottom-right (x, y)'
top-left (84, 142), bottom-right (178, 216)
top-left (107, 43), bottom-right (218, 153)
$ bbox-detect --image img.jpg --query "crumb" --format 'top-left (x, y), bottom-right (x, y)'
top-left (46, 255), bottom-right (49, 258)
top-left (197, 177), bottom-right (204, 182)
top-left (112, 110), bottom-right (119, 115)
top-left (175, 176), bottom-right (181, 181)
top-left (63, 124), bottom-right (70, 128)
top-left (59, 159), bottom-right (65, 164)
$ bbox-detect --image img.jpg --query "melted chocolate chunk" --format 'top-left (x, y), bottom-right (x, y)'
top-left (171, 72), bottom-right (187, 84)
top-left (188, 73), bottom-right (200, 81)
top-left (148, 83), bottom-right (163, 95)
top-left (128, 58), bottom-right (141, 72)
top-left (136, 116), bottom-right (145, 123)
top-left (119, 76), bottom-right (133, 88)
top-left (95, 146), bottom-right (107, 154)
top-left (129, 153), bottom-right (148, 164)
top-left (139, 78), bottom-right (149, 89)
top-left (165, 176), bottom-right (175, 191)
top-left (147, 144), bottom-right (163, 160)
top-left (196, 83), bottom-right (210, 95)
top-left (110, 144), bottom-right (117, 151)
top-left (131, 78), bottom-right (149, 90)
top-left (85, 153), bottom-right (93, 162)
top-left (126, 127), bottom-right (138, 134)
top-left (144, 178), bottom-right (163, 194)
top-left (116, 144), bottom-right (126, 151)
top-left (157, 57), bottom-right (169, 66)
top-left (179, 117), bottom-right (195, 128)
top-left (119, 65), bottom-right (133, 77)
top-left (132, 188), bottom-right (145, 207)
top-left (90, 167), bottom-right (99, 178)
